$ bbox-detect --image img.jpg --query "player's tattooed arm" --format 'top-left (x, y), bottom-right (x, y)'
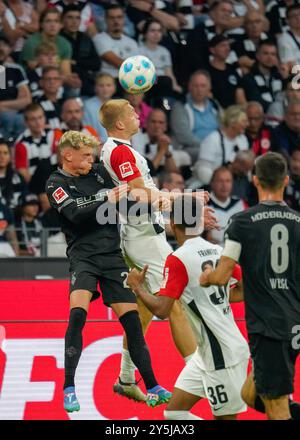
top-left (127, 266), bottom-right (175, 320)
top-left (200, 256), bottom-right (236, 287)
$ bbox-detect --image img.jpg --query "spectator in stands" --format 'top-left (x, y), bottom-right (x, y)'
top-left (60, 97), bottom-right (99, 138)
top-left (194, 105), bottom-right (249, 185)
top-left (267, 74), bottom-right (300, 124)
top-left (170, 69), bottom-right (219, 161)
top-left (206, 166), bottom-right (248, 245)
top-left (27, 42), bottom-right (59, 99)
top-left (60, 4), bottom-right (101, 97)
top-left (285, 147), bottom-right (300, 211)
top-left (159, 170), bottom-right (185, 192)
top-left (266, 0), bottom-right (298, 36)
top-left (21, 8), bottom-right (81, 94)
top-left (139, 18), bottom-right (183, 98)
top-left (0, 0), bottom-right (39, 61)
top-left (48, 0), bottom-right (97, 36)
top-left (0, 35), bottom-right (31, 141)
top-left (245, 101), bottom-right (272, 156)
top-left (0, 139), bottom-right (27, 209)
top-left (83, 72), bottom-right (116, 141)
top-left (231, 0), bottom-right (265, 16)
top-left (241, 40), bottom-right (283, 112)
top-left (126, 0), bottom-right (179, 33)
top-left (0, 198), bottom-right (19, 257)
top-left (15, 193), bottom-right (42, 256)
top-left (278, 4), bottom-right (300, 69)
top-left (228, 149), bottom-right (255, 202)
top-left (271, 101), bottom-right (300, 157)
top-left (35, 66), bottom-right (64, 129)
top-left (14, 103), bottom-right (59, 210)
top-left (131, 108), bottom-right (180, 176)
top-left (232, 11), bottom-right (270, 75)
top-left (122, 91), bottom-right (152, 130)
top-left (92, 4), bottom-right (138, 79)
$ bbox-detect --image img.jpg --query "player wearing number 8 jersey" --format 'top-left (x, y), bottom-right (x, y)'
top-left (200, 152), bottom-right (300, 420)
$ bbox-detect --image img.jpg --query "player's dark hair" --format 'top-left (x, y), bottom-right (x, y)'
top-left (287, 4), bottom-right (300, 19)
top-left (105, 3), bottom-right (124, 16)
top-left (254, 152), bottom-right (288, 190)
top-left (170, 194), bottom-right (203, 232)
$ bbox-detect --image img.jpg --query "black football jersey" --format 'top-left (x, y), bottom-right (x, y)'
top-left (224, 201), bottom-right (300, 340)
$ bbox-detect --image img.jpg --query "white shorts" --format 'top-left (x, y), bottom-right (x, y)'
top-left (175, 351), bottom-right (248, 417)
top-left (122, 233), bottom-right (172, 294)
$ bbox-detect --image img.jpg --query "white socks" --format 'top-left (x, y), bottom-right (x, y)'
top-left (120, 349), bottom-right (136, 383)
top-left (164, 410), bottom-right (204, 420)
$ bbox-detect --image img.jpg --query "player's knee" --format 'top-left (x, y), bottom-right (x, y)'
top-left (68, 307), bottom-right (87, 330)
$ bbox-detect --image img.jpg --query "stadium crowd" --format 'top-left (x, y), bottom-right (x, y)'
top-left (1, 0), bottom-right (300, 257)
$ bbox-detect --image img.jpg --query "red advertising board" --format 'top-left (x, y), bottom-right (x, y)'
top-left (0, 281), bottom-right (299, 420)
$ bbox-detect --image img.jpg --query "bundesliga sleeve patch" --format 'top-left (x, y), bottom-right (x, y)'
top-left (119, 162), bottom-right (134, 178)
top-left (52, 187), bottom-right (69, 204)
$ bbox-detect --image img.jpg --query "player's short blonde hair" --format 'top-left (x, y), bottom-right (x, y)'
top-left (99, 99), bottom-right (129, 131)
top-left (58, 130), bottom-right (100, 153)
top-left (221, 105), bottom-right (247, 128)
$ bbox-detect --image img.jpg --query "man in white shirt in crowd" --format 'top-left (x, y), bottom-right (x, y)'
top-left (278, 4), bottom-right (300, 70)
top-left (92, 4), bottom-right (138, 78)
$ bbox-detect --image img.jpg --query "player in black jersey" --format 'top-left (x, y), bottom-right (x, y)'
top-left (46, 130), bottom-right (171, 413)
top-left (200, 152), bottom-right (300, 420)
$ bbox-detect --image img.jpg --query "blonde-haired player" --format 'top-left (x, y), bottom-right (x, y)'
top-left (99, 99), bottom-right (217, 401)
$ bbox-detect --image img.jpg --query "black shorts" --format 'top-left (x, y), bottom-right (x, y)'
top-left (69, 251), bottom-right (136, 306)
top-left (249, 333), bottom-right (299, 399)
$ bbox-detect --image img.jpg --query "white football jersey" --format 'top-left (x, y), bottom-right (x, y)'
top-left (101, 137), bottom-right (164, 239)
top-left (159, 236), bottom-right (250, 371)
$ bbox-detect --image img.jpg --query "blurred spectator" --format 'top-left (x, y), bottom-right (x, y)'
top-left (14, 103), bottom-right (59, 206)
top-left (0, 35), bottom-right (31, 141)
top-left (48, 0), bottom-right (97, 36)
top-left (60, 97), bottom-right (99, 138)
top-left (278, 4), bottom-right (300, 69)
top-left (231, 0), bottom-right (265, 16)
top-left (231, 11), bottom-right (270, 75)
top-left (228, 149), bottom-right (255, 202)
top-left (0, 199), bottom-right (19, 257)
top-left (206, 166), bottom-right (248, 245)
top-left (126, 0), bottom-right (179, 33)
top-left (131, 108), bottom-right (180, 175)
top-left (21, 8), bottom-right (81, 94)
top-left (267, 74), bottom-right (300, 124)
top-left (1, 0), bottom-right (39, 61)
top-left (266, 0), bottom-right (298, 36)
top-left (0, 139), bottom-right (27, 209)
top-left (170, 69), bottom-right (219, 161)
top-left (92, 4), bottom-right (138, 79)
top-left (285, 147), bottom-right (300, 211)
top-left (35, 66), bottom-right (64, 129)
top-left (15, 193), bottom-right (42, 256)
top-left (194, 105), bottom-right (249, 185)
top-left (139, 18), bottom-right (183, 98)
top-left (27, 42), bottom-right (59, 99)
top-left (60, 4), bottom-right (101, 97)
top-left (208, 34), bottom-right (245, 108)
top-left (122, 91), bottom-right (152, 130)
top-left (245, 101), bottom-right (272, 156)
top-left (241, 40), bottom-right (283, 112)
top-left (83, 72), bottom-right (116, 141)
top-left (271, 101), bottom-right (300, 157)
top-left (159, 170), bottom-right (185, 192)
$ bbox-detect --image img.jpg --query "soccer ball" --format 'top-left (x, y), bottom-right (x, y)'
top-left (118, 55), bottom-right (156, 94)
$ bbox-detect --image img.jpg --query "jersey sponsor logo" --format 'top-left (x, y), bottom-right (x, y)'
top-left (119, 162), bottom-right (134, 178)
top-left (52, 187), bottom-right (68, 204)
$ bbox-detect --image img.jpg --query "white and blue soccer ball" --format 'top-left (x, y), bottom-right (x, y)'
top-left (118, 55), bottom-right (156, 94)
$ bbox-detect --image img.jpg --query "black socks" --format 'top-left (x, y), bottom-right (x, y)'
top-left (119, 310), bottom-right (157, 390)
top-left (64, 307), bottom-right (87, 390)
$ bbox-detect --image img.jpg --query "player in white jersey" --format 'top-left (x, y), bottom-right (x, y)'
top-left (99, 99), bottom-right (217, 402)
top-left (127, 195), bottom-right (250, 419)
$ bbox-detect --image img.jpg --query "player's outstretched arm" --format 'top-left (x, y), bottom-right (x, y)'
top-left (127, 266), bottom-right (175, 320)
top-left (200, 256), bottom-right (236, 287)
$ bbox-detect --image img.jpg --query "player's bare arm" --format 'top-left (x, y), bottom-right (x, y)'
top-left (200, 255), bottom-right (236, 287)
top-left (127, 266), bottom-right (175, 320)
top-left (229, 280), bottom-right (244, 303)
